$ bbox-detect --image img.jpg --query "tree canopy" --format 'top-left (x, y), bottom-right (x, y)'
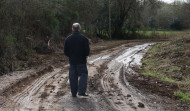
top-left (0, 0), bottom-right (190, 74)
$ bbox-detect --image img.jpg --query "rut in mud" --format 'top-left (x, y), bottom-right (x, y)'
top-left (99, 43), bottom-right (155, 111)
top-left (0, 42), bottom-right (188, 111)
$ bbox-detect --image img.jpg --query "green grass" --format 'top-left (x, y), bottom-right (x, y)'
top-left (142, 72), bottom-right (153, 77)
top-left (150, 43), bottom-right (162, 54)
top-left (177, 92), bottom-right (190, 102)
top-left (162, 77), bottom-right (175, 83)
top-left (150, 45), bottom-right (158, 54)
top-left (137, 30), bottom-right (181, 36)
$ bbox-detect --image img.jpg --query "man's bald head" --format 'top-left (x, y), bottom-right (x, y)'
top-left (72, 23), bottom-right (81, 31)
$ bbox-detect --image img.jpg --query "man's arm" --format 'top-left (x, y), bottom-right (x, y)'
top-left (84, 38), bottom-right (90, 56)
top-left (64, 39), bottom-right (69, 57)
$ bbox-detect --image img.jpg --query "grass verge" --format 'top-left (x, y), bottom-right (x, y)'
top-left (140, 33), bottom-right (190, 102)
top-left (176, 92), bottom-right (190, 102)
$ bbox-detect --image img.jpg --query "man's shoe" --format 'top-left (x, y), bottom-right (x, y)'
top-left (78, 93), bottom-right (88, 96)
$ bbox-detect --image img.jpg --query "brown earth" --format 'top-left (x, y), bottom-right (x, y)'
top-left (0, 41), bottom-right (189, 111)
top-left (126, 69), bottom-right (189, 111)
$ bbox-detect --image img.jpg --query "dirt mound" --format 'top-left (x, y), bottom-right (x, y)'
top-left (127, 72), bottom-right (178, 98)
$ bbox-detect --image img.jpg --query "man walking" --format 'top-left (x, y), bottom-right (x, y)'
top-left (64, 23), bottom-right (90, 97)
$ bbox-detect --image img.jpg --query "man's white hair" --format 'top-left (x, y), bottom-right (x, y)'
top-left (72, 23), bottom-right (81, 30)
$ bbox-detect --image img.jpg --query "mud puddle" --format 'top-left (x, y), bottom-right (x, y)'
top-left (89, 55), bottom-right (110, 64)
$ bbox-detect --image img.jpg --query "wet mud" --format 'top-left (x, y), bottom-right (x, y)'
top-left (0, 42), bottom-right (189, 111)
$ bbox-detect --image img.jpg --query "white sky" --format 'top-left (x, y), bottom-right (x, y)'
top-left (160, 0), bottom-right (186, 3)
top-left (161, 0), bottom-right (175, 3)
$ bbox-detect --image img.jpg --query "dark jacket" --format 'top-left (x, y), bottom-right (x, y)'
top-left (64, 31), bottom-right (90, 65)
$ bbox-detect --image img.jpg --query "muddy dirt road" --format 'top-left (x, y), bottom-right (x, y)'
top-left (0, 42), bottom-right (188, 111)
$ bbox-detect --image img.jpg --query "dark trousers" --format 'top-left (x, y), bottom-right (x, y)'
top-left (69, 64), bottom-right (88, 96)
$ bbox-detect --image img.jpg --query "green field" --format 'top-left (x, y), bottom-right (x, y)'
top-left (83, 30), bottom-right (182, 38)
top-left (136, 30), bottom-right (182, 36)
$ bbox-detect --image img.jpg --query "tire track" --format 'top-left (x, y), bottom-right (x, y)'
top-left (1, 42), bottom-right (168, 111)
top-left (38, 71), bottom-right (68, 111)
top-left (100, 43), bottom-right (157, 111)
top-left (12, 68), bottom-right (62, 110)
top-left (101, 64), bottom-right (133, 111)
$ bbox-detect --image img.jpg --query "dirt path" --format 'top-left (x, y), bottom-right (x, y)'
top-left (99, 43), bottom-right (155, 111)
top-left (0, 42), bottom-right (187, 111)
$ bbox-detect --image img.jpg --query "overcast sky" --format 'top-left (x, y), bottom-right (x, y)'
top-left (161, 0), bottom-right (175, 3)
top-left (160, 0), bottom-right (186, 3)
